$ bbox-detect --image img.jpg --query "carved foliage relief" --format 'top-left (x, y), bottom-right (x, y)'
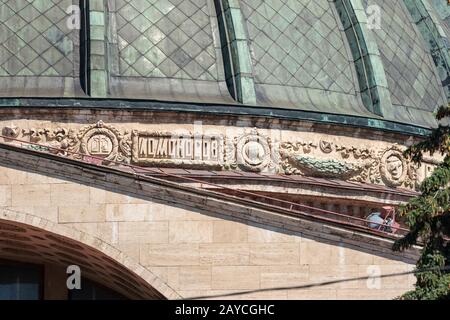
top-left (281, 139), bottom-right (420, 189)
top-left (1, 122), bottom-right (435, 190)
top-left (3, 121), bottom-right (132, 165)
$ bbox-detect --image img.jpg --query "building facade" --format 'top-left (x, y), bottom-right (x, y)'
top-left (0, 0), bottom-right (449, 299)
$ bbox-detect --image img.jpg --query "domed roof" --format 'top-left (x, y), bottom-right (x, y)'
top-left (0, 0), bottom-right (448, 128)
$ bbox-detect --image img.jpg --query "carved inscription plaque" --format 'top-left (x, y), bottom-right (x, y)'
top-left (132, 131), bottom-right (224, 168)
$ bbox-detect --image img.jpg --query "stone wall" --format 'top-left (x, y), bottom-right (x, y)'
top-left (0, 151), bottom-right (418, 300)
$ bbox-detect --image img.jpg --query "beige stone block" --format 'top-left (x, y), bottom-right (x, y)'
top-left (118, 221), bottom-right (169, 243)
top-left (199, 243), bottom-right (250, 266)
top-left (44, 176), bottom-right (66, 184)
top-left (211, 266), bottom-right (260, 290)
top-left (145, 202), bottom-right (167, 221)
top-left (260, 266), bottom-right (309, 289)
top-left (358, 265), bottom-right (415, 291)
top-left (140, 244), bottom-right (199, 266)
top-left (147, 203), bottom-right (186, 221)
top-left (309, 265), bottom-right (360, 289)
top-left (0, 185), bottom-right (11, 206)
top-left (373, 254), bottom-right (413, 265)
top-left (106, 204), bottom-right (150, 222)
top-left (116, 243), bottom-right (140, 260)
top-left (50, 184), bottom-right (90, 206)
top-left (0, 167), bottom-right (27, 185)
top-left (6, 206), bottom-right (35, 215)
top-left (8, 206), bottom-right (58, 222)
top-left (300, 241), bottom-right (336, 265)
top-left (170, 267), bottom-right (212, 291)
top-left (202, 290), bottom-right (288, 300)
top-left (34, 206), bottom-right (59, 222)
top-left (12, 184), bottom-right (51, 207)
top-left (183, 209), bottom-right (220, 221)
top-left (229, 290), bottom-right (289, 300)
top-left (328, 243), bottom-right (350, 266)
top-left (169, 221), bottom-right (213, 243)
top-left (69, 222), bottom-right (114, 243)
top-left (376, 265), bottom-right (415, 290)
top-left (148, 267), bottom-right (169, 283)
top-left (336, 289), bottom-right (406, 300)
top-left (177, 290), bottom-right (209, 299)
top-left (25, 172), bottom-right (54, 184)
top-left (339, 246), bottom-right (375, 265)
top-left (248, 224), bottom-right (299, 243)
top-left (23, 172), bottom-right (44, 184)
top-left (105, 191), bottom-right (148, 204)
top-left (288, 289), bottom-right (337, 300)
top-left (89, 187), bottom-right (107, 204)
top-left (58, 205), bottom-right (106, 223)
top-left (213, 220), bottom-right (248, 243)
top-left (167, 267), bottom-right (179, 289)
top-left (250, 243), bottom-right (300, 265)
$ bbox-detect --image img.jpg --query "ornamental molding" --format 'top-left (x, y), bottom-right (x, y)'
top-left (379, 145), bottom-right (410, 188)
top-left (281, 139), bottom-right (420, 190)
top-left (0, 122), bottom-right (437, 190)
top-left (5, 121), bottom-right (132, 165)
top-left (226, 128), bottom-right (279, 173)
top-left (70, 121), bottom-right (132, 164)
top-left (1, 125), bottom-right (20, 139)
top-left (3, 122), bottom-right (224, 169)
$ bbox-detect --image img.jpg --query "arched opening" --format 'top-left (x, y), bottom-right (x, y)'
top-left (0, 258), bottom-right (129, 300)
top-left (0, 217), bottom-right (168, 300)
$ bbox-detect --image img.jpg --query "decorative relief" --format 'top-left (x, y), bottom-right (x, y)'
top-left (226, 128), bottom-right (278, 172)
top-left (131, 131), bottom-right (224, 168)
top-left (4, 121), bottom-right (132, 164)
top-left (2, 121), bottom-right (224, 169)
top-left (69, 121), bottom-right (132, 164)
top-left (319, 140), bottom-right (333, 154)
top-left (2, 125), bottom-right (20, 139)
top-left (288, 156), bottom-right (364, 179)
top-left (379, 145), bottom-right (407, 187)
top-left (21, 127), bottom-right (72, 156)
top-left (0, 122), bottom-right (434, 190)
top-left (281, 139), bottom-right (420, 190)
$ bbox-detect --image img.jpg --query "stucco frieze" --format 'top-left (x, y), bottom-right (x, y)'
top-left (1, 121), bottom-right (438, 191)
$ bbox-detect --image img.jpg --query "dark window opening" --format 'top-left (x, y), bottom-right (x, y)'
top-left (0, 260), bottom-right (43, 300)
top-left (68, 278), bottom-right (126, 300)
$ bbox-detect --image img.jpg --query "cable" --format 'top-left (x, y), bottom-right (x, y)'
top-left (185, 265), bottom-right (450, 300)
